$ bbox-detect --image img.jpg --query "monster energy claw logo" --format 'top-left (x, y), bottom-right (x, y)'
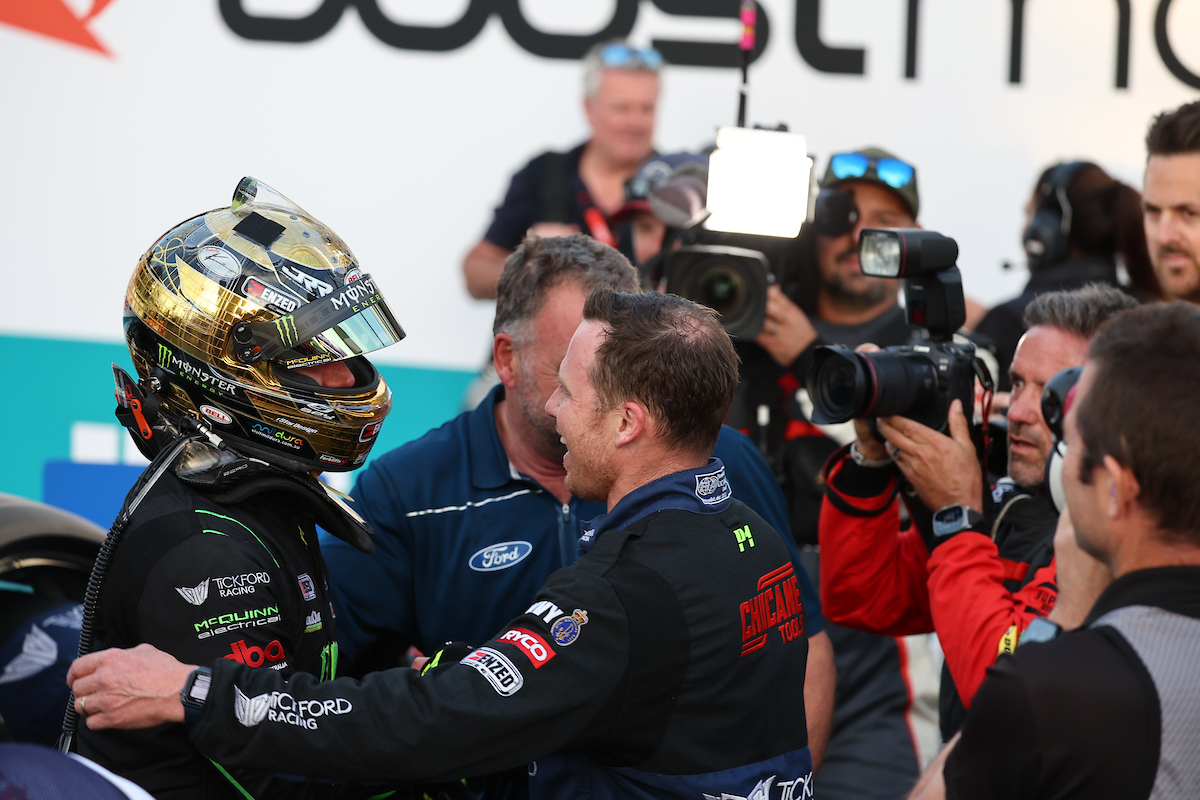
top-left (275, 316), bottom-right (299, 347)
top-left (158, 343), bottom-right (173, 366)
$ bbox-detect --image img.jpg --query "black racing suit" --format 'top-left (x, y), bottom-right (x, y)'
top-left (75, 459), bottom-right (383, 800)
top-left (186, 461), bottom-right (814, 799)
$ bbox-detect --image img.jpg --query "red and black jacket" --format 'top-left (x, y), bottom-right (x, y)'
top-left (818, 443), bottom-right (1059, 737)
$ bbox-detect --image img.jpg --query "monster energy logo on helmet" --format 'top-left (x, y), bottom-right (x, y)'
top-left (158, 343), bottom-right (173, 366)
top-left (275, 316), bottom-right (299, 347)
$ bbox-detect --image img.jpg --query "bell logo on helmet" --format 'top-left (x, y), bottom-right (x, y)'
top-left (200, 405), bottom-right (233, 426)
top-left (359, 422), bottom-right (383, 442)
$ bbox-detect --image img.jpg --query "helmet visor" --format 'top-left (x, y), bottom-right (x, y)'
top-left (232, 274), bottom-right (406, 367)
top-left (275, 300), bottom-right (405, 369)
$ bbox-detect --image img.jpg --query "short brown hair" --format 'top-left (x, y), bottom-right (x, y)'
top-left (493, 234), bottom-right (638, 340)
top-left (1145, 100), bottom-right (1200, 157)
top-left (582, 288), bottom-right (739, 457)
top-left (1023, 283), bottom-right (1140, 339)
top-left (1075, 302), bottom-right (1200, 543)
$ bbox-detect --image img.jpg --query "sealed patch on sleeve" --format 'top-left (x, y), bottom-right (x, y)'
top-left (550, 609), bottom-right (589, 646)
top-left (461, 647), bottom-right (524, 695)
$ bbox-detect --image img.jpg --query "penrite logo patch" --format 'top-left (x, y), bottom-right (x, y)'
top-left (176, 579), bottom-right (210, 606)
top-left (461, 647), bottom-right (524, 696)
top-left (469, 541), bottom-right (532, 572)
top-left (740, 563), bottom-right (805, 656)
top-left (695, 466), bottom-right (732, 506)
top-left (498, 628), bottom-right (555, 668)
top-left (550, 609), bottom-right (588, 646)
top-left (224, 638), bottom-right (286, 669)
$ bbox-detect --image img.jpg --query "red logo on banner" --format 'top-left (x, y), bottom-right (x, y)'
top-left (0, 0), bottom-right (117, 56)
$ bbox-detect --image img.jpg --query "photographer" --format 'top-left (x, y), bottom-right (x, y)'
top-left (818, 283), bottom-right (1137, 739)
top-left (915, 302), bottom-right (1200, 800)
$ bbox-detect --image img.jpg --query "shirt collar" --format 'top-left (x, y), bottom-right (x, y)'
top-left (469, 383), bottom-right (522, 490)
top-left (579, 459), bottom-right (731, 552)
top-left (1085, 565), bottom-right (1200, 626)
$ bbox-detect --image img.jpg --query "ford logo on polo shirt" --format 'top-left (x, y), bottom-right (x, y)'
top-left (469, 541), bottom-right (533, 572)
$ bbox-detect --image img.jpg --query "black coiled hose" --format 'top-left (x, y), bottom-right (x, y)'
top-left (57, 432), bottom-right (200, 753)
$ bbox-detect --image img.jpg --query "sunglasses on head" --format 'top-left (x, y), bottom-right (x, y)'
top-left (829, 152), bottom-right (915, 190)
top-left (599, 43), bottom-right (664, 71)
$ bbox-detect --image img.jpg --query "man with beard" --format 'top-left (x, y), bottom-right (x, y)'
top-left (321, 234), bottom-right (834, 798)
top-left (817, 283), bottom-right (1138, 743)
top-left (1143, 100), bottom-right (1200, 306)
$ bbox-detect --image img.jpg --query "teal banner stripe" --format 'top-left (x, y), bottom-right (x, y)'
top-left (1, 334), bottom-right (475, 502)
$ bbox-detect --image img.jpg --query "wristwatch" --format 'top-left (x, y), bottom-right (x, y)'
top-left (850, 441), bottom-right (893, 468)
top-left (931, 504), bottom-right (986, 539)
top-left (180, 666), bottom-right (213, 726)
top-left (1019, 617), bottom-right (1063, 646)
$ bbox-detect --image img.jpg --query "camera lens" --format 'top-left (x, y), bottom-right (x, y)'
top-left (809, 346), bottom-right (940, 424)
top-left (695, 267), bottom-right (745, 316)
top-left (810, 349), bottom-right (869, 424)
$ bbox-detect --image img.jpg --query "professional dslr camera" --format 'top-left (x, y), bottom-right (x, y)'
top-left (807, 229), bottom-right (991, 433)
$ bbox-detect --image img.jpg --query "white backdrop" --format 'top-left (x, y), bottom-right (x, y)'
top-left (2, 0), bottom-right (1198, 370)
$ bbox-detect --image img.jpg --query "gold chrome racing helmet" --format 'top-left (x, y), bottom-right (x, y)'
top-left (123, 177), bottom-right (403, 473)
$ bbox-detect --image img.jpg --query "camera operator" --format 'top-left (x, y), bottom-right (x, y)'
top-left (461, 40), bottom-right (661, 299)
top-left (912, 301), bottom-right (1200, 800)
top-left (1143, 99), bottom-right (1200, 306)
top-left (819, 283), bottom-right (1137, 741)
top-left (976, 161), bottom-right (1158, 390)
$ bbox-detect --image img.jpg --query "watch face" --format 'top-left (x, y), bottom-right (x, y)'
top-left (936, 506), bottom-right (965, 528)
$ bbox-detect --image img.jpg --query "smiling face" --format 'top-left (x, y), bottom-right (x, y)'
top-left (546, 320), bottom-right (617, 503)
top-left (1006, 325), bottom-right (1091, 489)
top-left (815, 181), bottom-right (914, 308)
top-left (1143, 153), bottom-right (1200, 303)
top-left (508, 283), bottom-right (589, 461)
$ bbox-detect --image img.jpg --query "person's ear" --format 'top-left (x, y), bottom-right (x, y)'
top-left (494, 334), bottom-right (519, 389)
top-left (1102, 454), bottom-right (1140, 519)
top-left (614, 401), bottom-right (648, 447)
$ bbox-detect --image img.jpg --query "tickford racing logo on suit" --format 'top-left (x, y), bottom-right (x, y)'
top-left (234, 686), bottom-right (353, 730)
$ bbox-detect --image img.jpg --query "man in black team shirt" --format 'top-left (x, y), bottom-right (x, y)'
top-left (910, 302), bottom-right (1200, 800)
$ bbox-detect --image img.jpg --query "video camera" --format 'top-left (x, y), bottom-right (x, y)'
top-left (807, 229), bottom-right (989, 433)
top-left (654, 126), bottom-right (813, 340)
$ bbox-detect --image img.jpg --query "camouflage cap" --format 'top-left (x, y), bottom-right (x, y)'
top-left (819, 146), bottom-right (919, 219)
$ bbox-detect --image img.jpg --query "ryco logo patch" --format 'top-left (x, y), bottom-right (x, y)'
top-left (498, 628), bottom-right (555, 668)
